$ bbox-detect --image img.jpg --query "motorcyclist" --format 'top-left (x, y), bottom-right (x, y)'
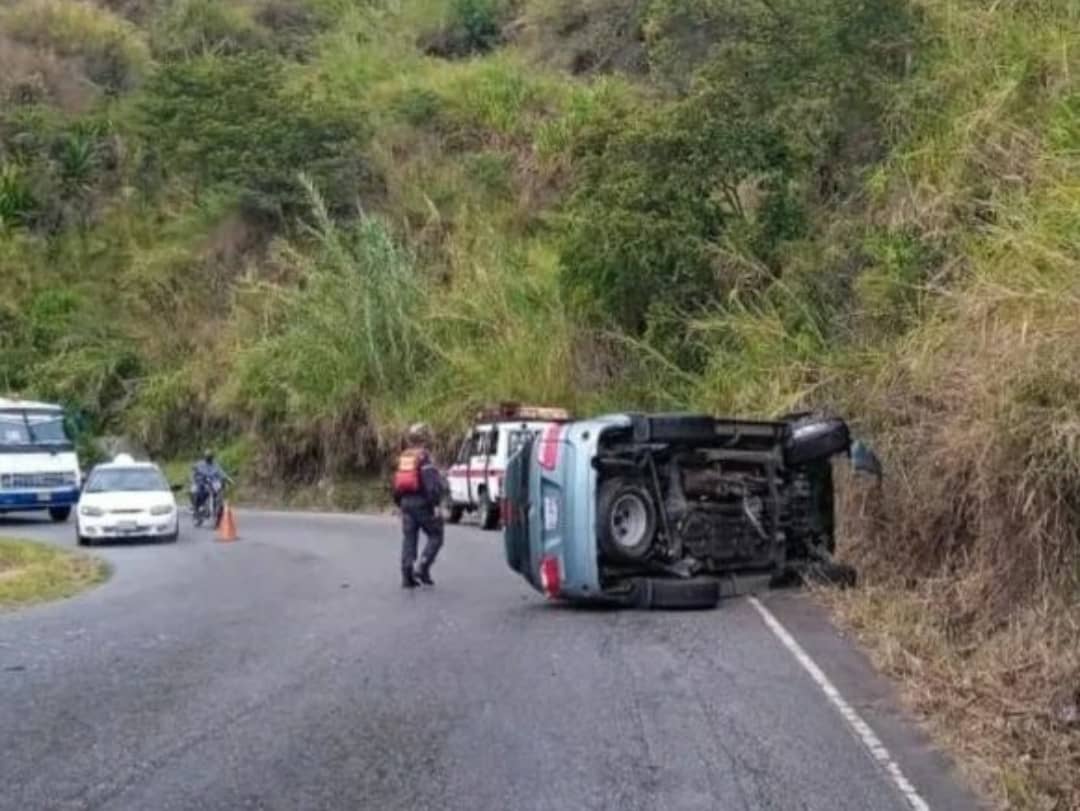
top-left (190, 449), bottom-right (231, 514)
top-left (392, 423), bottom-right (445, 589)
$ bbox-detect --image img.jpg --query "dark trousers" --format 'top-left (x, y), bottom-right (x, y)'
top-left (401, 503), bottom-right (444, 573)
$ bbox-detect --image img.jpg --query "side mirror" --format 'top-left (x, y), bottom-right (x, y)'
top-left (850, 440), bottom-right (883, 480)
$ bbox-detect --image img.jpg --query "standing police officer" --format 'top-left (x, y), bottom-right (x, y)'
top-left (392, 423), bottom-right (445, 589)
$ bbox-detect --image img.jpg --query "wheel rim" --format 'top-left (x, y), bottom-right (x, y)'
top-left (609, 493), bottom-right (650, 551)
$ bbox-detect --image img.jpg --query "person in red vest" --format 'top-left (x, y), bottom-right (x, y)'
top-left (392, 422), bottom-right (445, 589)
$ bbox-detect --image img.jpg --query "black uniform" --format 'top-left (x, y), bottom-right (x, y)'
top-left (396, 448), bottom-right (444, 586)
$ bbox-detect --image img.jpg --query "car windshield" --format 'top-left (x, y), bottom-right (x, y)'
top-left (86, 468), bottom-right (169, 493)
top-left (0, 410), bottom-right (73, 449)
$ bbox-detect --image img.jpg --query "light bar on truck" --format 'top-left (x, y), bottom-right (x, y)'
top-left (474, 402), bottom-right (572, 423)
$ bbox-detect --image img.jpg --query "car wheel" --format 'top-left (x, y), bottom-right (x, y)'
top-left (480, 493), bottom-right (500, 530)
top-left (49, 506), bottom-right (71, 523)
top-left (448, 504), bottom-right (465, 525)
top-left (597, 479), bottom-right (657, 562)
top-left (631, 577), bottom-right (721, 610)
top-left (784, 417), bottom-right (851, 466)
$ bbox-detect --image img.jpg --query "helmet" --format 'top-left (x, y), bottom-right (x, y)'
top-left (406, 422), bottom-right (432, 446)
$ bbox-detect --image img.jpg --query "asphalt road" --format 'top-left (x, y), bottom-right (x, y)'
top-left (0, 510), bottom-right (983, 811)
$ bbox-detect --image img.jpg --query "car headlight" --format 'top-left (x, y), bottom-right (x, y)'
top-left (149, 504), bottom-right (174, 516)
top-left (80, 505), bottom-right (105, 517)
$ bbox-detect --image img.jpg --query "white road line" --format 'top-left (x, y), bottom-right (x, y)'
top-left (749, 596), bottom-right (931, 811)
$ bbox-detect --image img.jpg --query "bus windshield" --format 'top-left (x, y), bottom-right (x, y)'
top-left (0, 410), bottom-right (74, 450)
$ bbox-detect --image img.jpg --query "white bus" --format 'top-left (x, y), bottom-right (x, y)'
top-left (0, 397), bottom-right (82, 522)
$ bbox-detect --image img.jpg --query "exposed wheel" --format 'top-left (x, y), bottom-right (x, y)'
top-left (630, 577), bottom-right (721, 610)
top-left (447, 504), bottom-right (465, 524)
top-left (784, 417), bottom-right (851, 466)
top-left (49, 506), bottom-right (71, 523)
top-left (597, 479), bottom-right (657, 562)
top-left (480, 493), bottom-right (500, 530)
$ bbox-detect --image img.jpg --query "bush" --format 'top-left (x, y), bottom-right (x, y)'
top-left (150, 0), bottom-right (269, 59)
top-left (0, 0), bottom-right (151, 93)
top-left (224, 180), bottom-right (430, 467)
top-left (422, 0), bottom-right (504, 59)
top-left (0, 164), bottom-right (37, 228)
top-left (558, 82), bottom-right (798, 339)
top-left (136, 51), bottom-right (374, 220)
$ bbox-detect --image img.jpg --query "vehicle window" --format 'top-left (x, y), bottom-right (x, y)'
top-left (455, 437), bottom-right (471, 464)
top-left (0, 412), bottom-right (72, 451)
top-left (488, 430), bottom-right (499, 456)
top-left (86, 468), bottom-right (169, 493)
top-left (469, 431), bottom-right (485, 457)
top-left (25, 414), bottom-right (69, 443)
top-left (0, 414), bottom-right (30, 446)
top-left (508, 429), bottom-right (532, 457)
top-left (0, 411), bottom-right (71, 447)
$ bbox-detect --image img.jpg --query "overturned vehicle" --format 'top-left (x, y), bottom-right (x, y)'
top-left (502, 413), bottom-right (881, 609)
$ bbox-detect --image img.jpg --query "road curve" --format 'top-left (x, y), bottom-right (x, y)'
top-left (0, 510), bottom-right (982, 811)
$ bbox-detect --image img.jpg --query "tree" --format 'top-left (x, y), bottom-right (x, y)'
top-left (136, 52), bottom-right (373, 221)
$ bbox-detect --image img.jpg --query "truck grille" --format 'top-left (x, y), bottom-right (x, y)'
top-left (0, 472), bottom-right (77, 489)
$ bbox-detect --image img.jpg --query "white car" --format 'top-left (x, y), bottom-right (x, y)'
top-left (76, 455), bottom-right (181, 545)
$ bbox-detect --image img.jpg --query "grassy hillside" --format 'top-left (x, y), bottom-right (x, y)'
top-left (0, 1), bottom-right (1077, 804)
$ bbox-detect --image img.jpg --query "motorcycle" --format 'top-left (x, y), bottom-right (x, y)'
top-left (192, 477), bottom-right (226, 529)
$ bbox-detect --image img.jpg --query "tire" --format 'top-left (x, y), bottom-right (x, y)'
top-left (631, 577), bottom-right (721, 610)
top-left (784, 417), bottom-right (851, 466)
top-left (480, 493), bottom-right (500, 530)
top-left (447, 504), bottom-right (465, 525)
top-left (597, 479), bottom-right (657, 562)
top-left (163, 529), bottom-right (179, 544)
top-left (49, 506), bottom-right (71, 523)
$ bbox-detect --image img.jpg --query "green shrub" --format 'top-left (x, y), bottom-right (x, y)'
top-left (227, 180), bottom-right (429, 428)
top-left (151, 0), bottom-right (269, 59)
top-left (1, 0), bottom-right (151, 93)
top-left (558, 82), bottom-right (797, 338)
top-left (136, 51), bottom-right (373, 220)
top-left (0, 164), bottom-right (37, 228)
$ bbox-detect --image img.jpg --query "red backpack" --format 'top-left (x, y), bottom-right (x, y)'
top-left (392, 449), bottom-right (424, 497)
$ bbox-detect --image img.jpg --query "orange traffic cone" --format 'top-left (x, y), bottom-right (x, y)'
top-left (216, 503), bottom-right (238, 542)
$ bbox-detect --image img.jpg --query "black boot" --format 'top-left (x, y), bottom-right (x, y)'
top-left (415, 564), bottom-right (434, 587)
top-left (402, 568), bottom-right (419, 589)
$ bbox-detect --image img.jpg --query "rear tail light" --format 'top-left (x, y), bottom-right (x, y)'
top-left (538, 423), bottom-right (564, 470)
top-left (539, 555), bottom-right (561, 598)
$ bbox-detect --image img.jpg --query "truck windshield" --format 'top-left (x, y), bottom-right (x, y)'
top-left (0, 410), bottom-right (74, 450)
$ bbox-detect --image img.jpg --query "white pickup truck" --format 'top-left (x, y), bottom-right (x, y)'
top-left (445, 404), bottom-right (571, 530)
